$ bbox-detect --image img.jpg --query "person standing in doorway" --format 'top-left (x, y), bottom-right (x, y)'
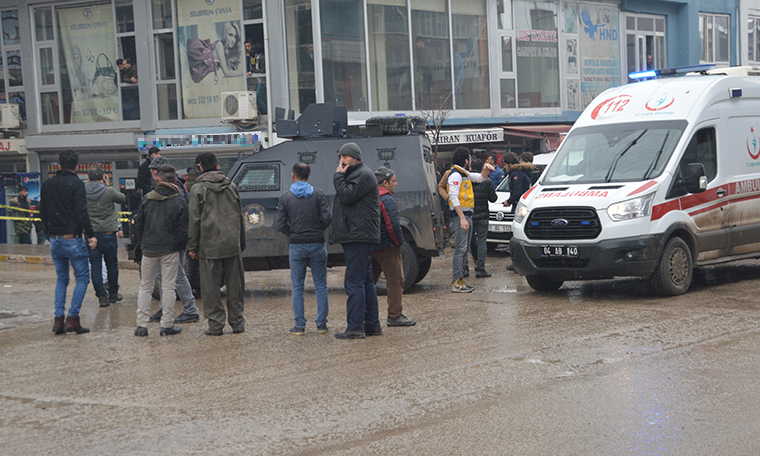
top-left (276, 163), bottom-right (331, 336)
top-left (39, 150), bottom-right (97, 335)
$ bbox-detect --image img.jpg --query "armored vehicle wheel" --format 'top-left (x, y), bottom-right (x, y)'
top-left (650, 236), bottom-right (693, 296)
top-left (415, 256), bottom-right (432, 284)
top-left (401, 243), bottom-right (420, 291)
top-left (525, 274), bottom-right (563, 292)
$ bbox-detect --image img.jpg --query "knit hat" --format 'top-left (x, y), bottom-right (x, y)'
top-left (338, 142), bottom-right (362, 160)
top-left (375, 166), bottom-right (395, 185)
top-left (148, 155), bottom-right (170, 169)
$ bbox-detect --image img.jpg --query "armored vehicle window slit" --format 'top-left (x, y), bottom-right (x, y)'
top-left (236, 164), bottom-right (280, 191)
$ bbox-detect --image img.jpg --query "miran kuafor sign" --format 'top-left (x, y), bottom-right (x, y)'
top-left (427, 128), bottom-right (504, 145)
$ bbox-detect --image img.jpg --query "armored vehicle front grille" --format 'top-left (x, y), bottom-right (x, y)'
top-left (525, 207), bottom-right (601, 240)
top-left (534, 258), bottom-right (591, 269)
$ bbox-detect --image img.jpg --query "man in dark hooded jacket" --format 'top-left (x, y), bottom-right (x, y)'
top-left (470, 159), bottom-right (497, 278)
top-left (188, 152), bottom-right (247, 336)
top-left (329, 142), bottom-right (381, 339)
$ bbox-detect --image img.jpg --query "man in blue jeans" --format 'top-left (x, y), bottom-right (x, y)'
top-left (85, 165), bottom-right (126, 307)
top-left (276, 163), bottom-right (331, 335)
top-left (39, 150), bottom-right (98, 335)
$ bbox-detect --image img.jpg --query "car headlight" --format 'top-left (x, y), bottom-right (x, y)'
top-left (607, 193), bottom-right (655, 221)
top-left (514, 202), bottom-right (529, 224)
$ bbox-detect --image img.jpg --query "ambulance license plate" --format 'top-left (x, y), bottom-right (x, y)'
top-left (541, 246), bottom-right (579, 257)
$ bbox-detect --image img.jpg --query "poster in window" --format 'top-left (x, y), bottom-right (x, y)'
top-left (579, 4), bottom-right (621, 109)
top-left (177, 0), bottom-right (245, 119)
top-left (57, 4), bottom-right (119, 123)
top-left (567, 79), bottom-right (580, 111)
top-left (564, 2), bottom-right (578, 34)
top-left (566, 38), bottom-right (577, 74)
top-left (514, 0), bottom-right (560, 108)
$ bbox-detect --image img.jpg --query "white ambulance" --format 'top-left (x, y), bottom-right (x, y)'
top-left (510, 65), bottom-right (760, 295)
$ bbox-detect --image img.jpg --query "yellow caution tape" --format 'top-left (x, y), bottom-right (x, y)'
top-left (0, 204), bottom-right (37, 213)
top-left (0, 216), bottom-right (40, 221)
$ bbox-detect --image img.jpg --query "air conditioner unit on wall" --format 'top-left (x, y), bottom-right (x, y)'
top-left (221, 91), bottom-right (258, 121)
top-left (0, 103), bottom-right (21, 129)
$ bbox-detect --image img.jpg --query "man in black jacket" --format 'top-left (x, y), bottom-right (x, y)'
top-left (276, 163), bottom-right (331, 336)
top-left (372, 167), bottom-right (415, 327)
top-left (39, 150), bottom-right (97, 335)
top-left (136, 146), bottom-right (160, 196)
top-left (470, 159), bottom-right (497, 278)
top-left (133, 165), bottom-right (187, 337)
top-left (329, 142), bottom-right (381, 339)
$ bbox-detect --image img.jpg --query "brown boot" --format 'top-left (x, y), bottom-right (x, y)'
top-left (53, 316), bottom-right (65, 335)
top-left (64, 316), bottom-right (90, 334)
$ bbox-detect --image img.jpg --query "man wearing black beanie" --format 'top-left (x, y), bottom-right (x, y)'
top-left (330, 142), bottom-right (381, 339)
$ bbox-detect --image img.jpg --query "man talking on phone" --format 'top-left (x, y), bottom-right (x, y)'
top-left (330, 142), bottom-right (381, 339)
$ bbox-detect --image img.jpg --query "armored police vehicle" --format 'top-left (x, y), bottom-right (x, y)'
top-left (227, 104), bottom-right (445, 289)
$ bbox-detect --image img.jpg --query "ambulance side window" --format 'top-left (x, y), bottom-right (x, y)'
top-left (679, 127), bottom-right (716, 182)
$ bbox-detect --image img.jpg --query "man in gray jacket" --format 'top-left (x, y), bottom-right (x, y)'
top-left (330, 142), bottom-right (381, 339)
top-left (188, 152), bottom-right (247, 336)
top-left (276, 163), bottom-right (331, 336)
top-left (85, 165), bottom-right (126, 307)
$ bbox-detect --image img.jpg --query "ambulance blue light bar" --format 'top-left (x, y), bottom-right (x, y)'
top-left (628, 64), bottom-right (716, 81)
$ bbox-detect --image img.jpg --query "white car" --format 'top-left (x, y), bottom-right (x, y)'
top-left (487, 152), bottom-right (556, 250)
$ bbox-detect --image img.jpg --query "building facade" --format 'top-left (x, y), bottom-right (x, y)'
top-left (0, 0), bottom-right (753, 179)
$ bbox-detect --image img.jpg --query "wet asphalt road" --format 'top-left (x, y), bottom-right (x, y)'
top-left (2, 250), bottom-right (760, 455)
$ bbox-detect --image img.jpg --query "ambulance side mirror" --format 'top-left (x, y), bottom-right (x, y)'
top-left (684, 163), bottom-right (707, 194)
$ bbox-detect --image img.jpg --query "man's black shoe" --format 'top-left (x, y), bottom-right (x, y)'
top-left (476, 270), bottom-right (492, 278)
top-left (98, 295), bottom-right (110, 307)
top-left (134, 326), bottom-right (148, 337)
top-left (174, 313), bottom-right (200, 324)
top-left (365, 326), bottom-right (383, 336)
top-left (149, 310), bottom-right (163, 322)
top-left (160, 326), bottom-right (182, 336)
top-left (233, 328), bottom-right (245, 334)
top-left (334, 330), bottom-right (366, 339)
top-left (204, 328), bottom-right (224, 336)
top-left (109, 293), bottom-right (123, 304)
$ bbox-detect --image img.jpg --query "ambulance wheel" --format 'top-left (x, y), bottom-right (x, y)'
top-left (525, 275), bottom-right (563, 292)
top-left (651, 237), bottom-right (693, 296)
top-left (401, 242), bottom-right (420, 291)
top-left (415, 256), bottom-right (432, 284)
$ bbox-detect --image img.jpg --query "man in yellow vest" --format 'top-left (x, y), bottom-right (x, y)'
top-left (446, 147), bottom-right (493, 292)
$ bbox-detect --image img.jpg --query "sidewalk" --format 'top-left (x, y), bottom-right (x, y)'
top-left (0, 243), bottom-right (139, 269)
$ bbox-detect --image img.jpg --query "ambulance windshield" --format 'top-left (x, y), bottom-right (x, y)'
top-left (543, 120), bottom-right (687, 185)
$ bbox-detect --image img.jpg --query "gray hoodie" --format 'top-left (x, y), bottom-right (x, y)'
top-left (85, 181), bottom-right (127, 233)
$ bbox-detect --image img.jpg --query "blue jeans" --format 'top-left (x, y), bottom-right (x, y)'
top-left (89, 232), bottom-right (119, 297)
top-left (289, 243), bottom-right (329, 328)
top-left (342, 243), bottom-right (380, 332)
top-left (50, 237), bottom-right (91, 317)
